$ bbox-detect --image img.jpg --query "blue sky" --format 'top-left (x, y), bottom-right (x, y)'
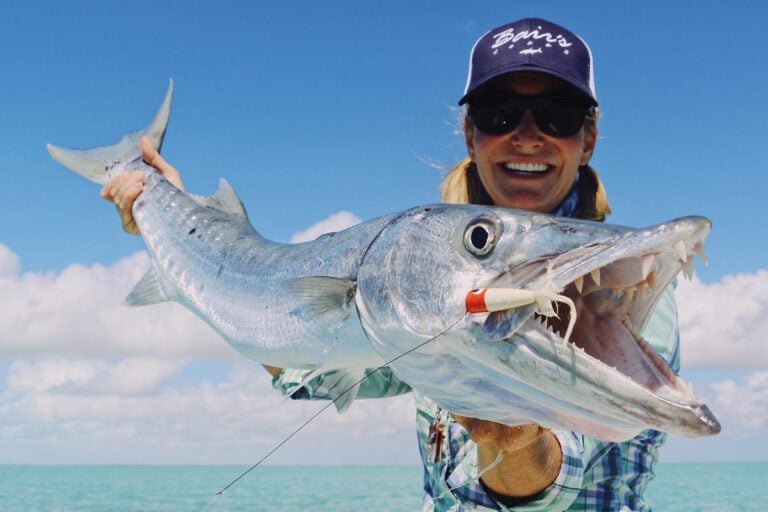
top-left (1, 0), bottom-right (767, 475)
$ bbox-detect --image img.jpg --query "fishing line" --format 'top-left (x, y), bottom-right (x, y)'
top-left (435, 450), bottom-right (504, 499)
top-left (202, 315), bottom-right (466, 510)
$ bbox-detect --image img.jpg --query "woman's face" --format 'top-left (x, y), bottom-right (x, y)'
top-left (464, 72), bottom-right (597, 212)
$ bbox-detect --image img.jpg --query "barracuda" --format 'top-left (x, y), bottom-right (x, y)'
top-left (48, 82), bottom-right (720, 442)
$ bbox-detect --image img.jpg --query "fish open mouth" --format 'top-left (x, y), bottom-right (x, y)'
top-left (485, 217), bottom-right (710, 403)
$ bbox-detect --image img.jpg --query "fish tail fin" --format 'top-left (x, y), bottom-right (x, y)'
top-left (46, 80), bottom-right (174, 185)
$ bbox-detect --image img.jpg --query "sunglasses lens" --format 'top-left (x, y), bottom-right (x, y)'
top-left (533, 98), bottom-right (589, 137)
top-left (469, 103), bottom-right (524, 136)
top-left (469, 96), bottom-right (589, 137)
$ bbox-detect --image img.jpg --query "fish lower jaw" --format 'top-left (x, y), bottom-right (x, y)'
top-left (526, 312), bottom-right (698, 404)
top-left (620, 318), bottom-right (697, 402)
top-left (519, 318), bottom-right (720, 438)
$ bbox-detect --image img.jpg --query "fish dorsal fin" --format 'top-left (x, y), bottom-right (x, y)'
top-left (189, 178), bottom-right (247, 218)
top-left (123, 269), bottom-right (170, 306)
top-left (284, 276), bottom-right (357, 326)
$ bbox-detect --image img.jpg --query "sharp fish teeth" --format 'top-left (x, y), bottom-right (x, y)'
top-left (590, 268), bottom-right (601, 286)
top-left (694, 243), bottom-right (709, 266)
top-left (675, 240), bottom-right (688, 263)
top-left (682, 258), bottom-right (695, 280)
top-left (645, 271), bottom-right (656, 290)
top-left (574, 276), bottom-right (584, 294)
top-left (641, 254), bottom-right (655, 280)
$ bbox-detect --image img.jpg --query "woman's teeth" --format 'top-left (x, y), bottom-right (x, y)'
top-left (504, 162), bottom-right (548, 173)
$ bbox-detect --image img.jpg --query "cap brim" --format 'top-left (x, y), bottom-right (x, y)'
top-left (458, 66), bottom-right (598, 106)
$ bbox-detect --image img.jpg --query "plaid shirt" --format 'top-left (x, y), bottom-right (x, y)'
top-left (274, 285), bottom-right (680, 512)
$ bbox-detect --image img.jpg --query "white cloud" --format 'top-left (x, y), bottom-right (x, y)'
top-left (711, 371), bottom-right (768, 431)
top-left (7, 359), bottom-right (108, 393)
top-left (6, 358), bottom-right (183, 396)
top-left (0, 249), bottom-right (240, 360)
top-left (0, 358), bottom-right (417, 465)
top-left (0, 244), bottom-right (20, 278)
top-left (676, 270), bottom-right (768, 369)
top-left (290, 211), bottom-right (362, 243)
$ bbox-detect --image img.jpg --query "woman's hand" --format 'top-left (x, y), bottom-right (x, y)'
top-left (100, 136), bottom-right (184, 235)
top-left (452, 415), bottom-right (562, 501)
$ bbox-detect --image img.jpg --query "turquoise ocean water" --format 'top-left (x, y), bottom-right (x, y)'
top-left (0, 463), bottom-right (765, 511)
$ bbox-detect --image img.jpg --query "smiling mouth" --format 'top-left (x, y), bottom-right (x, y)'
top-left (503, 162), bottom-right (551, 175)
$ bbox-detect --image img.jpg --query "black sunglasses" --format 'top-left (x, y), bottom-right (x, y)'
top-left (468, 95), bottom-right (593, 138)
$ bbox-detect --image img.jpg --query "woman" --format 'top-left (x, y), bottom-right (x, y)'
top-left (103, 18), bottom-right (679, 511)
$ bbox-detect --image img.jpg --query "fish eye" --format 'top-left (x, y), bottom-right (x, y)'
top-left (463, 218), bottom-right (498, 256)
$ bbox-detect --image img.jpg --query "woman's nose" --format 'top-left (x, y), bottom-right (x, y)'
top-left (509, 111), bottom-right (544, 150)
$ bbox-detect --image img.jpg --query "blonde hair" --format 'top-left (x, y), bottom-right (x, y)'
top-left (441, 115), bottom-right (611, 222)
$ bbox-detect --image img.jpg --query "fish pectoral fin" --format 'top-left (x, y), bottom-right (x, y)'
top-left (321, 368), bottom-right (366, 413)
top-left (285, 367), bottom-right (365, 413)
top-left (284, 276), bottom-right (357, 326)
top-left (123, 269), bottom-right (170, 306)
top-left (188, 179), bottom-right (247, 218)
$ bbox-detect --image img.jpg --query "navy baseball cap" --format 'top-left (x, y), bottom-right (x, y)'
top-left (459, 18), bottom-right (597, 106)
